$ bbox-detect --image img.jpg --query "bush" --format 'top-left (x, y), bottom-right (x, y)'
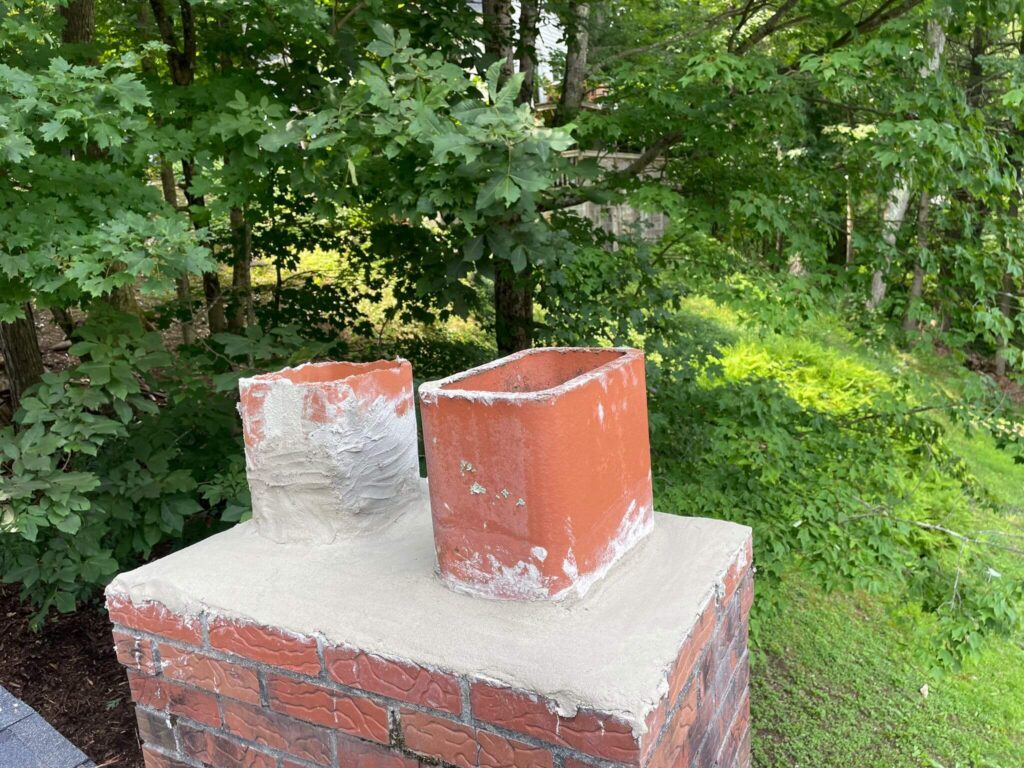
top-left (646, 290), bottom-right (1023, 667)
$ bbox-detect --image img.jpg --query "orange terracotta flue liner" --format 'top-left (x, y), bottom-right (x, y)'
top-left (419, 347), bottom-right (654, 600)
top-left (237, 359), bottom-right (420, 544)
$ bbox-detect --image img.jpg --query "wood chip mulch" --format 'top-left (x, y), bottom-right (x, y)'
top-left (0, 585), bottom-right (141, 767)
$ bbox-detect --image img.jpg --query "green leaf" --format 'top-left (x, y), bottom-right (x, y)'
top-left (54, 591), bottom-right (76, 613)
top-left (53, 513), bottom-right (82, 534)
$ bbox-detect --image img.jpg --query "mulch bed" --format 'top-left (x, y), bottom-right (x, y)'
top-left (0, 585), bottom-right (141, 767)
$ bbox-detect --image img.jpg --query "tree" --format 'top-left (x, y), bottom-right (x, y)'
top-left (0, 306), bottom-right (44, 415)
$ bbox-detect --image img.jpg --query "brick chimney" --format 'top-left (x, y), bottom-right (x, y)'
top-left (107, 349), bottom-right (753, 768)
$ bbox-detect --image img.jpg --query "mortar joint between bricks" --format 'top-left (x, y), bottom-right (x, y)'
top-left (315, 634), bottom-right (328, 680)
top-left (215, 692), bottom-right (227, 736)
top-left (388, 705), bottom-right (402, 747)
top-left (199, 610), bottom-right (211, 648)
top-left (169, 710), bottom-right (186, 756)
top-left (149, 634), bottom-right (164, 672)
top-left (257, 667), bottom-right (271, 707)
top-left (458, 677), bottom-right (472, 723)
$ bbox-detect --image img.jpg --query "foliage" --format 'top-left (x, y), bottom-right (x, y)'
top-left (0, 52), bottom-right (212, 320)
top-left (643, 283), bottom-right (1024, 667)
top-left (0, 313), bottom-right (330, 625)
top-left (258, 24), bottom-right (577, 282)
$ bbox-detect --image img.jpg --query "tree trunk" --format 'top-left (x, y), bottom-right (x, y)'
top-left (160, 160), bottom-right (195, 343)
top-left (228, 207), bottom-right (253, 333)
top-left (150, 0), bottom-right (221, 334)
top-left (63, 0), bottom-right (145, 320)
top-left (868, 20), bottom-right (945, 310)
top-left (50, 307), bottom-right (76, 340)
top-left (516, 0), bottom-right (539, 106)
top-left (845, 183), bottom-right (855, 266)
top-left (995, 195), bottom-right (1018, 376)
top-left (495, 262), bottom-right (534, 355)
top-left (902, 191), bottom-right (929, 332)
top-left (868, 187), bottom-right (912, 310)
top-left (1, 304), bottom-right (44, 414)
top-left (482, 1), bottom-right (533, 354)
top-left (481, 0), bottom-right (514, 83)
top-left (555, 2), bottom-right (590, 125)
top-left (995, 270), bottom-right (1014, 377)
top-left (202, 273), bottom-right (227, 335)
top-left (180, 158), bottom-right (226, 335)
top-left (59, 0), bottom-right (94, 48)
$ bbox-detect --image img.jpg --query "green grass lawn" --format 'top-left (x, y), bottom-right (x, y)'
top-left (752, 577), bottom-right (1024, 768)
top-left (666, 295), bottom-right (1024, 767)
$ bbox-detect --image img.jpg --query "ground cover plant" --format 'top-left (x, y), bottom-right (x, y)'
top-left (2, 1), bottom-right (1023, 765)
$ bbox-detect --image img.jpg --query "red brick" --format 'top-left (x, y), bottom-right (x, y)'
top-left (179, 723), bottom-right (277, 768)
top-left (267, 674), bottom-right (390, 744)
top-left (639, 699), bottom-right (668, 763)
top-left (337, 733), bottom-right (421, 768)
top-left (701, 630), bottom-right (745, 723)
top-left (737, 722), bottom-right (752, 768)
top-left (208, 617), bottom-right (320, 674)
top-left (326, 644), bottom-right (462, 714)
top-left (558, 708), bottom-right (639, 764)
top-left (666, 597), bottom-right (716, 708)
top-left (647, 683), bottom-right (698, 768)
top-left (159, 643), bottom-right (261, 704)
top-left (478, 730), bottom-right (552, 768)
top-left (470, 682), bottom-right (558, 742)
top-left (400, 708), bottom-right (477, 768)
top-left (141, 746), bottom-right (192, 768)
top-left (107, 595), bottom-right (203, 645)
top-left (164, 680), bottom-right (221, 727)
top-left (739, 570), bottom-right (754, 617)
top-left (223, 700), bottom-right (333, 766)
top-left (136, 708), bottom-right (176, 752)
top-left (469, 681), bottom-right (634, 762)
top-left (113, 630), bottom-right (158, 674)
top-left (718, 692), bottom-right (749, 768)
top-left (720, 538), bottom-right (752, 608)
top-left (128, 671), bottom-right (165, 709)
top-left (696, 656), bottom-right (749, 768)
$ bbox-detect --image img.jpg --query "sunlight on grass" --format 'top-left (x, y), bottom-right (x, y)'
top-left (681, 295), bottom-right (894, 414)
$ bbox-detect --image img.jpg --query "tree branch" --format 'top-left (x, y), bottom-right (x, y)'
top-left (540, 132), bottom-right (683, 212)
top-left (735, 0), bottom-right (800, 54)
top-left (148, 0), bottom-right (180, 52)
top-left (813, 0), bottom-right (925, 56)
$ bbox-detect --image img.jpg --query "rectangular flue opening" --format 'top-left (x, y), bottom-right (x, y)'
top-left (441, 349), bottom-right (624, 394)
